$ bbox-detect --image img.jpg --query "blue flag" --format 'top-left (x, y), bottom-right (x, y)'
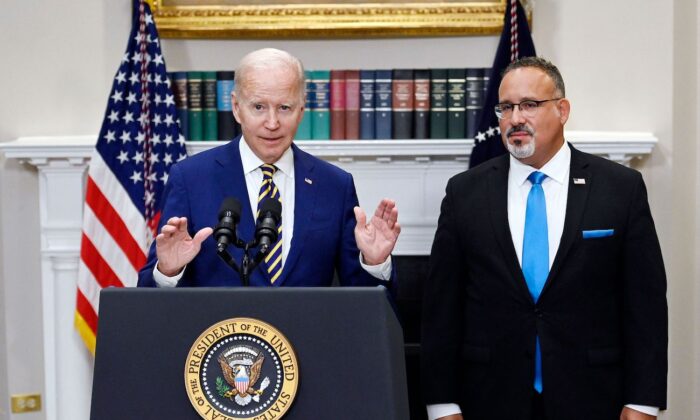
top-left (469, 0), bottom-right (536, 168)
top-left (76, 0), bottom-right (187, 353)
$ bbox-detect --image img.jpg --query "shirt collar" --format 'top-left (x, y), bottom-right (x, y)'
top-left (239, 137), bottom-right (295, 178)
top-left (509, 140), bottom-right (571, 186)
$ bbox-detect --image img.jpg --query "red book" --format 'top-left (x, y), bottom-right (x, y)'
top-left (330, 70), bottom-right (346, 140)
top-left (414, 69), bottom-right (430, 139)
top-left (344, 70), bottom-right (360, 140)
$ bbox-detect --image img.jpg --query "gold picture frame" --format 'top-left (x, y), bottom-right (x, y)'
top-left (145, 0), bottom-right (509, 39)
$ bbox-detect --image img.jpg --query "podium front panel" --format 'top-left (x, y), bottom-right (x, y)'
top-left (91, 287), bottom-right (408, 420)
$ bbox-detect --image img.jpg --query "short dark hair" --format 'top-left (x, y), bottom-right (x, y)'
top-left (503, 56), bottom-right (566, 97)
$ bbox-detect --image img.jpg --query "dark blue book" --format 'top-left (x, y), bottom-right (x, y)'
top-left (466, 68), bottom-right (484, 139)
top-left (374, 70), bottom-right (393, 140)
top-left (216, 71), bottom-right (237, 140)
top-left (359, 70), bottom-right (376, 139)
top-left (482, 67), bottom-right (490, 97)
top-left (172, 71), bottom-right (189, 140)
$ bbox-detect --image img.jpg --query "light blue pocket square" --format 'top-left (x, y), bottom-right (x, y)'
top-left (582, 229), bottom-right (614, 239)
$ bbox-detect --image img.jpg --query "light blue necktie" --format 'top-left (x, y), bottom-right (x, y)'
top-left (522, 171), bottom-right (548, 393)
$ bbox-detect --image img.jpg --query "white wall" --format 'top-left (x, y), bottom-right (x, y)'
top-left (671, 0), bottom-right (700, 417)
top-left (0, 1), bottom-right (126, 418)
top-left (1, 0), bottom-right (698, 418)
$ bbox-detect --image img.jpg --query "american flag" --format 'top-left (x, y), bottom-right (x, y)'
top-left (469, 0), bottom-right (536, 168)
top-left (75, 0), bottom-right (187, 354)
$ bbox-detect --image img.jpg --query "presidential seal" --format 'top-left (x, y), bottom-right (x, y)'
top-left (185, 318), bottom-right (299, 420)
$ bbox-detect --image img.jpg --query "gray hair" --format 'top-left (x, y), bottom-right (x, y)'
top-left (234, 48), bottom-right (306, 102)
top-left (503, 56), bottom-right (566, 97)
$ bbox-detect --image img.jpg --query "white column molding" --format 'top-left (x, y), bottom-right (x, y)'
top-left (0, 139), bottom-right (91, 420)
top-left (0, 131), bottom-right (657, 420)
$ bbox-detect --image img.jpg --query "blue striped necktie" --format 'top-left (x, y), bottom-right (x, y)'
top-left (257, 164), bottom-right (283, 284)
top-left (522, 170), bottom-right (548, 393)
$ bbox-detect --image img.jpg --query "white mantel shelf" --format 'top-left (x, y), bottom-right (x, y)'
top-left (1, 131), bottom-right (656, 165)
top-left (0, 131), bottom-right (656, 420)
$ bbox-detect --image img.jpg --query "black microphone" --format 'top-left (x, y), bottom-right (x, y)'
top-left (214, 197), bottom-right (241, 253)
top-left (255, 199), bottom-right (281, 254)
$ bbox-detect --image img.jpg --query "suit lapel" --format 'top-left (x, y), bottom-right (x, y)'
top-left (488, 156), bottom-right (533, 299)
top-left (214, 137), bottom-right (256, 243)
top-left (541, 145), bottom-right (591, 297)
top-left (271, 144), bottom-right (317, 287)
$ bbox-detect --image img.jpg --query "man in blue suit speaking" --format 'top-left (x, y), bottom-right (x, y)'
top-left (138, 48), bottom-right (401, 288)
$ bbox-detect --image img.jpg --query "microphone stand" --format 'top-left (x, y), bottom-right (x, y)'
top-left (217, 238), bottom-right (268, 287)
top-left (215, 198), bottom-right (280, 287)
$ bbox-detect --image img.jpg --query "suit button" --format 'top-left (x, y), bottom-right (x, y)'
top-left (534, 308), bottom-right (543, 318)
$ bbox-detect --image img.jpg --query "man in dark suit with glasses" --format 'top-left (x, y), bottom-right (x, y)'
top-left (422, 57), bottom-right (667, 420)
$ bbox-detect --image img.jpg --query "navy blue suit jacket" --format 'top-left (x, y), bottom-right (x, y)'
top-left (138, 137), bottom-right (392, 288)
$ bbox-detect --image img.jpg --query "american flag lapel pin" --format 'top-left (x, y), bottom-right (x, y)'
top-left (573, 178), bottom-right (586, 185)
top-left (305, 178), bottom-right (313, 185)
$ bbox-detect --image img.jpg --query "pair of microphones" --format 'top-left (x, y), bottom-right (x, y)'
top-left (213, 197), bottom-right (281, 285)
top-left (214, 197), bottom-right (281, 254)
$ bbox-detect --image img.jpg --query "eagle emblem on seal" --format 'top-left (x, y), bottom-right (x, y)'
top-left (216, 345), bottom-right (271, 406)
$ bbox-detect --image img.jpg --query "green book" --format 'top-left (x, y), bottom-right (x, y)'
top-left (187, 71), bottom-right (204, 141)
top-left (202, 71), bottom-right (218, 141)
top-left (295, 70), bottom-right (313, 140)
top-left (429, 69), bottom-right (448, 139)
top-left (447, 68), bottom-right (466, 139)
top-left (311, 70), bottom-right (331, 140)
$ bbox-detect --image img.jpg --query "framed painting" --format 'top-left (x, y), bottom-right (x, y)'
top-left (145, 0), bottom-right (511, 39)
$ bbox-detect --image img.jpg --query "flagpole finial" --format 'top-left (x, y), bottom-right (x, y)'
top-left (520, 0), bottom-right (534, 16)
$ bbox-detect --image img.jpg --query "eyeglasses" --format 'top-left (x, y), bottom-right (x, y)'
top-left (494, 98), bottom-right (562, 119)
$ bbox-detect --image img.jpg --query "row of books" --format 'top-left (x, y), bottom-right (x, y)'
top-left (170, 71), bottom-right (242, 142)
top-left (170, 68), bottom-right (492, 141)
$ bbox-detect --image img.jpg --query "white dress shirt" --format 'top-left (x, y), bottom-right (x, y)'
top-left (427, 142), bottom-right (657, 419)
top-left (239, 137), bottom-right (295, 266)
top-left (508, 140), bottom-right (570, 270)
top-left (153, 138), bottom-right (391, 286)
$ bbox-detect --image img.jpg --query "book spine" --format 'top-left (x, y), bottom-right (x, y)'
top-left (359, 70), bottom-right (376, 140)
top-left (413, 69), bottom-right (430, 139)
top-left (465, 68), bottom-right (484, 140)
top-left (374, 70), bottom-right (393, 140)
top-left (447, 68), bottom-right (466, 139)
top-left (392, 69), bottom-right (414, 139)
top-left (187, 71), bottom-right (204, 141)
top-left (202, 71), bottom-right (218, 141)
top-left (345, 70), bottom-right (360, 140)
top-left (216, 71), bottom-right (236, 141)
top-left (295, 70), bottom-right (313, 140)
top-left (311, 70), bottom-right (331, 140)
top-left (172, 71), bottom-right (189, 140)
top-left (429, 69), bottom-right (448, 139)
top-left (482, 67), bottom-right (491, 97)
top-left (330, 70), bottom-right (346, 140)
